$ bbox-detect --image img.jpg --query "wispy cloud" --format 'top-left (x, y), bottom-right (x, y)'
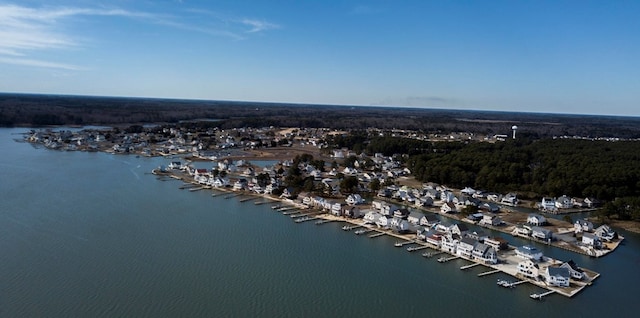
top-left (241, 19), bottom-right (279, 33)
top-left (0, 3), bottom-right (280, 70)
top-left (0, 56), bottom-right (85, 70)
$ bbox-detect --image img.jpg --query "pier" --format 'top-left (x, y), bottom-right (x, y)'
top-left (477, 269), bottom-right (500, 277)
top-left (437, 256), bottom-right (459, 263)
top-left (407, 245), bottom-right (430, 252)
top-left (315, 219), bottom-right (333, 225)
top-left (355, 228), bottom-right (373, 235)
top-left (460, 263), bottom-right (481, 270)
top-left (530, 290), bottom-right (555, 300)
top-left (369, 232), bottom-right (386, 238)
top-left (394, 240), bottom-right (415, 247)
top-left (239, 196), bottom-right (257, 203)
top-left (422, 250), bottom-right (444, 258)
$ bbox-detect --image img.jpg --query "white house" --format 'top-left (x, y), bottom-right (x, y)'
top-left (457, 237), bottom-right (476, 258)
top-left (419, 214), bottom-right (439, 227)
top-left (450, 223), bottom-right (469, 237)
top-left (407, 211), bottom-right (423, 225)
top-left (515, 245), bottom-right (543, 261)
top-left (472, 243), bottom-right (497, 264)
top-left (500, 193), bottom-right (519, 206)
top-left (440, 202), bottom-right (457, 214)
top-left (540, 197), bottom-right (557, 211)
top-left (440, 236), bottom-right (458, 254)
top-left (345, 194), bottom-right (365, 206)
top-left (363, 211), bottom-right (382, 225)
top-left (527, 214), bottom-right (547, 226)
top-left (574, 219), bottom-right (594, 233)
top-left (560, 260), bottom-right (588, 281)
top-left (531, 227), bottom-right (553, 242)
top-left (545, 267), bottom-right (570, 287)
top-left (517, 259), bottom-right (540, 279)
top-left (582, 233), bottom-right (602, 248)
top-left (479, 214), bottom-right (503, 227)
top-left (555, 195), bottom-right (572, 209)
top-left (595, 225), bottom-right (617, 242)
top-left (390, 217), bottom-right (411, 233)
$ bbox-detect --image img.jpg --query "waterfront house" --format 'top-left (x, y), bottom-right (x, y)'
top-left (381, 203), bottom-right (400, 216)
top-left (457, 237), bottom-right (477, 258)
top-left (407, 211), bottom-right (423, 225)
top-left (584, 197), bottom-right (600, 208)
top-left (441, 236), bottom-right (458, 254)
top-left (531, 227), bottom-right (553, 242)
top-left (390, 217), bottom-right (411, 234)
top-left (540, 197), bottom-right (557, 212)
top-left (450, 223), bottom-right (469, 237)
top-left (582, 233), bottom-right (602, 248)
top-left (419, 214), bottom-right (439, 227)
top-left (466, 230), bottom-right (488, 242)
top-left (484, 236), bottom-right (508, 251)
top-left (515, 245), bottom-right (543, 261)
top-left (435, 223), bottom-right (452, 234)
top-left (440, 202), bottom-right (457, 214)
top-left (517, 259), bottom-right (540, 279)
top-left (375, 215), bottom-right (391, 228)
top-left (479, 202), bottom-right (500, 213)
top-left (479, 214), bottom-right (503, 226)
top-left (393, 208), bottom-right (410, 219)
top-left (560, 260), bottom-right (588, 280)
top-left (555, 195), bottom-right (572, 209)
top-left (363, 211), bottom-right (382, 225)
top-left (426, 233), bottom-right (443, 248)
top-left (440, 190), bottom-right (455, 202)
top-left (571, 197), bottom-right (588, 208)
top-left (544, 267), bottom-right (570, 287)
top-left (415, 197), bottom-right (434, 208)
top-left (500, 193), bottom-right (519, 206)
top-left (331, 203), bottom-right (344, 216)
top-left (472, 243), bottom-right (497, 264)
top-left (345, 194), bottom-right (365, 206)
top-left (574, 219), bottom-right (594, 233)
top-left (595, 225), bottom-right (617, 242)
top-left (343, 206), bottom-right (363, 219)
top-left (486, 193), bottom-right (500, 202)
top-left (527, 214), bottom-right (547, 226)
top-left (512, 224), bottom-right (532, 237)
top-left (416, 227), bottom-right (431, 241)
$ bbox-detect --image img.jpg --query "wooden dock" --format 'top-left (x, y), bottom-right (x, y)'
top-left (369, 232), bottom-right (386, 238)
top-left (239, 196), bottom-right (257, 203)
top-left (437, 256), bottom-right (459, 263)
top-left (407, 245), bottom-right (430, 252)
top-left (477, 269), bottom-right (500, 277)
top-left (460, 263), bottom-right (481, 270)
top-left (394, 240), bottom-right (415, 247)
top-left (530, 290), bottom-right (555, 300)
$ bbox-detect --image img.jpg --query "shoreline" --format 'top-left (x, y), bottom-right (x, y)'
top-left (155, 169), bottom-right (600, 299)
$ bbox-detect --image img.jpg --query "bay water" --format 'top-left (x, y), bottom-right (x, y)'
top-left (1, 128), bottom-right (639, 317)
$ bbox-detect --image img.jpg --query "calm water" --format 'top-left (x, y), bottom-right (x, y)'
top-left (1, 128), bottom-right (639, 317)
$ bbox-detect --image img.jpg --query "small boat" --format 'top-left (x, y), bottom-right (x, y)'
top-left (497, 279), bottom-right (515, 288)
top-left (394, 241), bottom-right (403, 247)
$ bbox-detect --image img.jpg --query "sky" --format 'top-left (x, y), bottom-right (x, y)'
top-left (1, 0), bottom-right (638, 116)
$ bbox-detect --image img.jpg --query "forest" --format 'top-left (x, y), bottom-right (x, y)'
top-left (327, 133), bottom-right (640, 221)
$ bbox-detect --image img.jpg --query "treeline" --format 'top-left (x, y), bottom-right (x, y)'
top-left (406, 138), bottom-right (640, 203)
top-left (3, 93), bottom-right (640, 139)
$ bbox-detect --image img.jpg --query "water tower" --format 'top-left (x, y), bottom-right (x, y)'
top-left (512, 125), bottom-right (518, 139)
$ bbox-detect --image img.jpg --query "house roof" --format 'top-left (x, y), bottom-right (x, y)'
top-left (547, 266), bottom-right (570, 278)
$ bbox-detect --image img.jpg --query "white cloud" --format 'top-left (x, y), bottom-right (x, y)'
top-left (241, 19), bottom-right (280, 33)
top-left (0, 3), bottom-right (280, 70)
top-left (0, 56), bottom-right (84, 70)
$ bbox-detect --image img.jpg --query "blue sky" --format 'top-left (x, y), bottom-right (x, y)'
top-left (1, 0), bottom-right (638, 116)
